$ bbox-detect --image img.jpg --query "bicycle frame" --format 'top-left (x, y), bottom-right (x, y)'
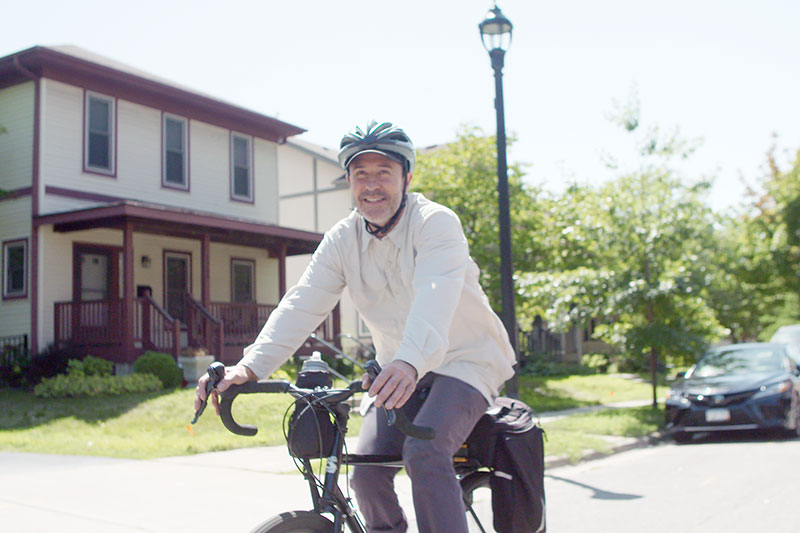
top-left (218, 371), bottom-right (491, 533)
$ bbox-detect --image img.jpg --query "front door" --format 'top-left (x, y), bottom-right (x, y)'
top-left (165, 252), bottom-right (190, 322)
top-left (80, 252), bottom-right (110, 301)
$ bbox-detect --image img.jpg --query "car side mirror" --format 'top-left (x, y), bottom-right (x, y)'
top-left (676, 371), bottom-right (685, 379)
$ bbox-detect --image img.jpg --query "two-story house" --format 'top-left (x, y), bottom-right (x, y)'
top-left (0, 45), bottom-right (350, 369)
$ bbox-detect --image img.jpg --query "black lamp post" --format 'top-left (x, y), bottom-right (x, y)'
top-left (479, 3), bottom-right (519, 398)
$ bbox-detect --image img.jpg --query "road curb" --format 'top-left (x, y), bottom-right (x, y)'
top-left (545, 431), bottom-right (667, 470)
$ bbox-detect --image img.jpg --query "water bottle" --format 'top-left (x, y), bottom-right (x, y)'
top-left (296, 351), bottom-right (333, 389)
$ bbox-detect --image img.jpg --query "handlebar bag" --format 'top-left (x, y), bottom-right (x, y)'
top-left (287, 398), bottom-right (337, 459)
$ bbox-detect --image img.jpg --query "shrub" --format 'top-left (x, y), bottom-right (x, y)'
top-left (520, 357), bottom-right (595, 377)
top-left (581, 353), bottom-right (610, 374)
top-left (133, 351), bottom-right (182, 389)
top-left (25, 343), bottom-right (81, 385)
top-left (34, 373), bottom-right (162, 398)
top-left (67, 355), bottom-right (114, 377)
top-left (0, 344), bottom-right (31, 388)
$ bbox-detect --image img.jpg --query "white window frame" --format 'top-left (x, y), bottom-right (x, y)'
top-left (84, 92), bottom-right (116, 175)
top-left (230, 133), bottom-right (254, 202)
top-left (2, 239), bottom-right (27, 300)
top-left (162, 114), bottom-right (189, 190)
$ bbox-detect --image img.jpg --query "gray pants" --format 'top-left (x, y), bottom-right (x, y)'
top-left (350, 374), bottom-right (489, 533)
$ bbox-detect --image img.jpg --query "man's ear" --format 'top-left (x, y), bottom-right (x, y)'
top-left (405, 172), bottom-right (413, 189)
top-left (345, 171), bottom-right (351, 185)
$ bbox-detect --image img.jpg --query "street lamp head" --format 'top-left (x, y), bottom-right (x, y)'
top-left (479, 4), bottom-right (513, 53)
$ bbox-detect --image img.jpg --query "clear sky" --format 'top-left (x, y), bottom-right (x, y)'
top-left (3, 0), bottom-right (799, 212)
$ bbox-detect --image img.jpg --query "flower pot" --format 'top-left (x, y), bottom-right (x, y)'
top-left (178, 354), bottom-right (216, 385)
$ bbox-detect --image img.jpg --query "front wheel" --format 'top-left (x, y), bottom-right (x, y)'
top-left (250, 511), bottom-right (335, 533)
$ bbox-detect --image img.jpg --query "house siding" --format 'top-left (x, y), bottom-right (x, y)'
top-left (209, 243), bottom-right (279, 304)
top-left (280, 195), bottom-right (316, 232)
top-left (277, 144), bottom-right (314, 197)
top-left (0, 82), bottom-right (35, 191)
top-left (37, 79), bottom-right (279, 223)
top-left (0, 198), bottom-right (32, 338)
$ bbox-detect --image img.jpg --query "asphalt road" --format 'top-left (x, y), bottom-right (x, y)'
top-left (2, 431), bottom-right (798, 532)
top-left (546, 432), bottom-right (800, 532)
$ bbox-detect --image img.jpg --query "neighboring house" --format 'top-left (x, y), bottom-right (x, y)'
top-left (0, 45), bottom-right (344, 368)
top-left (277, 138), bottom-right (375, 354)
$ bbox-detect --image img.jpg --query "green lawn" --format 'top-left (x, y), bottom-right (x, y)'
top-left (519, 373), bottom-right (669, 412)
top-left (542, 405), bottom-right (664, 463)
top-left (0, 373), bottom-right (665, 460)
top-left (0, 387), bottom-right (363, 458)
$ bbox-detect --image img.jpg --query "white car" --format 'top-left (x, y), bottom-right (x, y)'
top-left (771, 325), bottom-right (800, 350)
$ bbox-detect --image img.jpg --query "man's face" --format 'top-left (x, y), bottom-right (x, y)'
top-left (347, 152), bottom-right (411, 227)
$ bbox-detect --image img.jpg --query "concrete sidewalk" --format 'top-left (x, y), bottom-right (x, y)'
top-left (0, 401), bottom-right (662, 532)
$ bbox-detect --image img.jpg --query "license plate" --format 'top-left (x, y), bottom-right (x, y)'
top-left (705, 408), bottom-right (730, 422)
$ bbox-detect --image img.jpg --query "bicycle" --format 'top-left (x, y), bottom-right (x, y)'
top-left (213, 360), bottom-right (495, 532)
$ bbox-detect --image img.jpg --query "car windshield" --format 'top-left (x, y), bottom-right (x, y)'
top-left (691, 347), bottom-right (784, 378)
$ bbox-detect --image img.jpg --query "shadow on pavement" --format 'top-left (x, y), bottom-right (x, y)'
top-left (546, 474), bottom-right (642, 500)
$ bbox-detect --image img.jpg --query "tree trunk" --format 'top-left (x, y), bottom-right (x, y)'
top-left (650, 347), bottom-right (658, 408)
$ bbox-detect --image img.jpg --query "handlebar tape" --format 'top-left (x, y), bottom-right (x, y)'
top-left (219, 380), bottom-right (291, 436)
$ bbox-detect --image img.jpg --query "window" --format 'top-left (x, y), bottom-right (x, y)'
top-left (163, 115), bottom-right (188, 189)
top-left (231, 259), bottom-right (255, 303)
top-left (3, 239), bottom-right (27, 299)
top-left (84, 92), bottom-right (115, 174)
top-left (231, 134), bottom-right (253, 201)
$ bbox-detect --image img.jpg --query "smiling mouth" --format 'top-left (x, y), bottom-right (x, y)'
top-left (361, 196), bottom-right (387, 204)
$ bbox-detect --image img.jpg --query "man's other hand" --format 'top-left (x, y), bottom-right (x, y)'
top-left (366, 360), bottom-right (418, 410)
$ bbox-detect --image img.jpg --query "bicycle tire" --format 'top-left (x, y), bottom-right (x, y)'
top-left (250, 510), bottom-right (335, 533)
top-left (460, 471), bottom-right (492, 533)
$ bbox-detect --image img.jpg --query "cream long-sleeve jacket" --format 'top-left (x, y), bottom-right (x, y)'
top-left (239, 192), bottom-right (515, 402)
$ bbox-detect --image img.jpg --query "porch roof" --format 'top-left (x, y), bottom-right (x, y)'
top-left (34, 200), bottom-right (324, 256)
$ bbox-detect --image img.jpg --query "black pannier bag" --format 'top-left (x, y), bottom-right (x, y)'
top-left (465, 396), bottom-right (546, 533)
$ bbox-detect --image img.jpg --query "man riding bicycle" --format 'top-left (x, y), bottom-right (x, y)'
top-left (195, 121), bottom-right (515, 533)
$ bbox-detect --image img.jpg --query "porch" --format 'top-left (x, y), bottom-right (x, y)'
top-left (53, 295), bottom-right (339, 365)
top-left (37, 200), bottom-right (340, 366)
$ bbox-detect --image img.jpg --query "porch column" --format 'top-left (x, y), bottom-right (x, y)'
top-left (122, 221), bottom-right (135, 362)
top-left (201, 233), bottom-right (210, 307)
top-left (278, 243), bottom-right (287, 298)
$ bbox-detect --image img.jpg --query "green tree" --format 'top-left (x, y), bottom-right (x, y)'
top-left (412, 125), bottom-right (543, 313)
top-left (519, 104), bottom-right (725, 406)
top-left (717, 145), bottom-right (800, 337)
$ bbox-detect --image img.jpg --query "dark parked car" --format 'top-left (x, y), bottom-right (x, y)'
top-left (665, 343), bottom-right (800, 442)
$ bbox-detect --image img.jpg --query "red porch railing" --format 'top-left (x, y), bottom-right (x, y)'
top-left (54, 298), bottom-right (340, 365)
top-left (184, 293), bottom-right (224, 358)
top-left (54, 299), bottom-right (123, 357)
top-left (207, 302), bottom-right (275, 345)
top-left (135, 295), bottom-right (180, 358)
top-left (55, 297), bottom-right (180, 362)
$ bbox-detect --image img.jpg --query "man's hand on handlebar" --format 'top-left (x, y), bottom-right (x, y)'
top-left (363, 360), bottom-right (417, 410)
top-left (194, 364), bottom-right (256, 416)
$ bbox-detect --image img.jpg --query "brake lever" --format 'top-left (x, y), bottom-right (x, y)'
top-left (363, 360), bottom-right (434, 440)
top-left (191, 361), bottom-right (226, 424)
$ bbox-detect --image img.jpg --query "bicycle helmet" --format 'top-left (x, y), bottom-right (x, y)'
top-left (338, 121), bottom-right (416, 173)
